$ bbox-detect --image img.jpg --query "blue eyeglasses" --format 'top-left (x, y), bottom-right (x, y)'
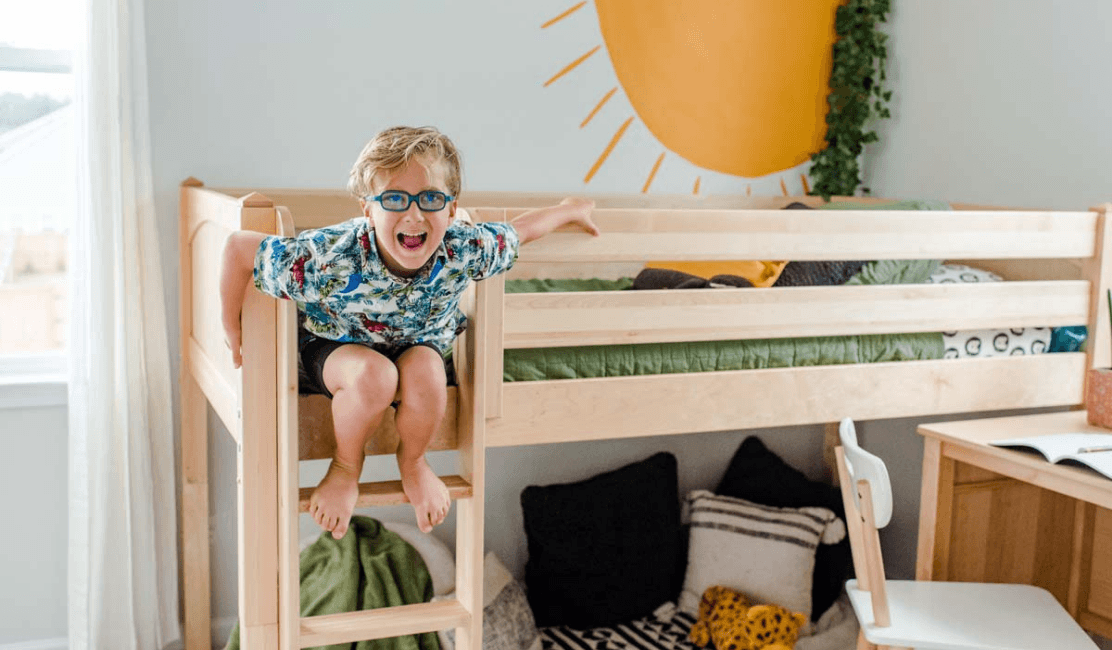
top-left (367, 190), bottom-right (455, 212)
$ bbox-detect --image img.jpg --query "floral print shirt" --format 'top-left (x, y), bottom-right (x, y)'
top-left (253, 217), bottom-right (519, 353)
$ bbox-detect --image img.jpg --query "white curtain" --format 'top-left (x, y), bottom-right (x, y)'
top-left (68, 0), bottom-right (181, 646)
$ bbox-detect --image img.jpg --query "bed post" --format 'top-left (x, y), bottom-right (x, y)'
top-left (468, 207), bottom-right (506, 419)
top-left (453, 277), bottom-right (490, 650)
top-left (179, 177), bottom-right (212, 650)
top-left (1085, 204), bottom-right (1112, 380)
top-left (235, 192), bottom-right (282, 650)
top-left (274, 206), bottom-right (301, 650)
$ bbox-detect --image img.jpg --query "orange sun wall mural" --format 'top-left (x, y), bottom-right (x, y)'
top-left (544, 1), bottom-right (841, 193)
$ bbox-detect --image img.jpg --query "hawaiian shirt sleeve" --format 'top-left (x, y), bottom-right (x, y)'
top-left (458, 221), bottom-right (520, 280)
top-left (252, 221), bottom-right (360, 303)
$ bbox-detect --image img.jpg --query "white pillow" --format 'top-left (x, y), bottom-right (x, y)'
top-left (927, 264), bottom-right (1050, 358)
top-left (679, 490), bottom-right (845, 619)
top-left (927, 263), bottom-right (1002, 284)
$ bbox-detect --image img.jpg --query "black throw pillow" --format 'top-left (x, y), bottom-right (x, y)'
top-left (776, 201), bottom-right (869, 287)
top-left (520, 452), bottom-right (683, 628)
top-left (715, 436), bottom-right (852, 621)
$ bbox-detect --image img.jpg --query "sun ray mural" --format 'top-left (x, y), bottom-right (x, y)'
top-left (542, 0), bottom-right (841, 195)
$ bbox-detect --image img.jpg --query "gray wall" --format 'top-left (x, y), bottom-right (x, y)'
top-left (0, 403), bottom-right (68, 646)
top-left (4, 0), bottom-right (1112, 646)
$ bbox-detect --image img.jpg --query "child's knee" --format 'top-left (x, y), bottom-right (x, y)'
top-left (397, 350), bottom-right (448, 407)
top-left (400, 371), bottom-right (447, 410)
top-left (350, 361), bottom-right (399, 408)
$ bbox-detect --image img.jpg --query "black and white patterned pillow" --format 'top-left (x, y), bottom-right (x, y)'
top-left (927, 264), bottom-right (1050, 358)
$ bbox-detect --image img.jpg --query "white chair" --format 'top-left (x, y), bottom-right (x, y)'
top-left (834, 418), bottom-right (1098, 650)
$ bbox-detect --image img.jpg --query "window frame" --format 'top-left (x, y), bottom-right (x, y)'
top-left (0, 352), bottom-right (66, 409)
top-left (0, 45), bottom-right (74, 405)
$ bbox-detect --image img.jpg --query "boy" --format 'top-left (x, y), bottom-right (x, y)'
top-left (221, 126), bottom-right (598, 537)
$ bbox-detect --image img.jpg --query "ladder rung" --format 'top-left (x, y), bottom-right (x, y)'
top-left (299, 599), bottom-right (470, 647)
top-left (298, 475), bottom-right (473, 513)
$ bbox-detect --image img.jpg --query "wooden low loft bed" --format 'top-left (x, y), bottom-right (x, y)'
top-left (178, 177), bottom-right (1112, 650)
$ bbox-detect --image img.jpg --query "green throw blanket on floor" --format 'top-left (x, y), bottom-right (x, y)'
top-left (227, 516), bottom-right (439, 650)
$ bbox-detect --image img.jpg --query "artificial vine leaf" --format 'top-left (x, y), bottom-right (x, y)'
top-left (809, 0), bottom-right (892, 199)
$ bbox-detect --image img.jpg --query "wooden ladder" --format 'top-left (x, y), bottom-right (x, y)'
top-left (272, 266), bottom-right (493, 650)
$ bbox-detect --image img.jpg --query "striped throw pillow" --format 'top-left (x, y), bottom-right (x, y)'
top-left (679, 490), bottom-right (845, 619)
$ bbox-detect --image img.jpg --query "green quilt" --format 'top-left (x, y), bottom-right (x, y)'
top-left (226, 516), bottom-right (439, 650)
top-left (502, 276), bottom-right (942, 381)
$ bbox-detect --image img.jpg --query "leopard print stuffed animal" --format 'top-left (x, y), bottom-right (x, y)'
top-left (688, 585), bottom-right (808, 650)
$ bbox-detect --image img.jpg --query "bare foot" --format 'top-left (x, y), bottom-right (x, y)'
top-left (399, 456), bottom-right (451, 533)
top-left (309, 460), bottom-right (361, 539)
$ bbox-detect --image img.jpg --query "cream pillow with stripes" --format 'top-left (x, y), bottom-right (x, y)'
top-left (678, 490), bottom-right (846, 619)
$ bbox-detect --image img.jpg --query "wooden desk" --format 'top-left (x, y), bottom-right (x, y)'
top-left (917, 410), bottom-right (1112, 638)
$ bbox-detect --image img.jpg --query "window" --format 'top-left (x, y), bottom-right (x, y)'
top-left (0, 1), bottom-right (78, 383)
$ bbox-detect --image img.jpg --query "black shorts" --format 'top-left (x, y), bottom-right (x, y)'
top-left (297, 330), bottom-right (455, 398)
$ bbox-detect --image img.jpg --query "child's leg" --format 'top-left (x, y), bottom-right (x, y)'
top-left (393, 345), bottom-right (451, 533)
top-left (312, 344), bottom-right (398, 539)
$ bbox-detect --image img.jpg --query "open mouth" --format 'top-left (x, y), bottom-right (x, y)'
top-left (397, 232), bottom-right (427, 251)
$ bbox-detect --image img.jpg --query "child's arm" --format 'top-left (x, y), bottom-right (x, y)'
top-left (220, 230), bottom-right (267, 368)
top-left (511, 197), bottom-right (599, 245)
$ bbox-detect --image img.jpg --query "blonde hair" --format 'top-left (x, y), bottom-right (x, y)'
top-left (347, 126), bottom-right (462, 199)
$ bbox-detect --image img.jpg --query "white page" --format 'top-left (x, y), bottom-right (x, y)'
top-left (989, 432), bottom-right (1112, 463)
top-left (1063, 450), bottom-right (1112, 480)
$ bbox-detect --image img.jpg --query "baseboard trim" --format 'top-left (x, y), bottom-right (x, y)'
top-left (159, 616), bottom-right (236, 650)
top-left (0, 638), bottom-right (67, 650)
top-left (0, 617), bottom-right (237, 650)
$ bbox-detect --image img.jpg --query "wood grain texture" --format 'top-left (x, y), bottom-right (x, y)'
top-left (297, 475), bottom-right (472, 511)
top-left (299, 600), bottom-right (470, 647)
top-left (503, 281), bottom-right (1089, 348)
top-left (488, 355), bottom-right (1086, 447)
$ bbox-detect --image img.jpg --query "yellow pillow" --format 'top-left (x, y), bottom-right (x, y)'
top-left (645, 260), bottom-right (788, 287)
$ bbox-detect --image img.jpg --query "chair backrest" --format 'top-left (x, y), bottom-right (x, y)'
top-left (835, 417), bottom-right (893, 627)
top-left (838, 418), bottom-right (893, 528)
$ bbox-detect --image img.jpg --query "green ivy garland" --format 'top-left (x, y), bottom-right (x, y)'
top-left (809, 0), bottom-right (892, 199)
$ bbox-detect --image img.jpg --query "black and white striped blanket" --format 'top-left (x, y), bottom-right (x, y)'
top-left (541, 610), bottom-right (699, 650)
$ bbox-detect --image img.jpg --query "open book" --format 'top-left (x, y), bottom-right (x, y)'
top-left (989, 433), bottom-right (1112, 480)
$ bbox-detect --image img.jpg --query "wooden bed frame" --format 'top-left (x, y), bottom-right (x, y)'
top-left (178, 177), bottom-right (1112, 650)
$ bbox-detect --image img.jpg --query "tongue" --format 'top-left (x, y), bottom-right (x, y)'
top-left (401, 234), bottom-right (423, 249)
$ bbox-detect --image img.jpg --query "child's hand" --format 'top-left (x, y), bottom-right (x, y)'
top-left (513, 198), bottom-right (601, 245)
top-left (224, 315), bottom-right (243, 369)
top-left (560, 197), bottom-right (600, 236)
top-left (219, 229), bottom-right (266, 370)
